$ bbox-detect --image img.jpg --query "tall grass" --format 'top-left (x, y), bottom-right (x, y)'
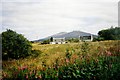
top-left (2, 40), bottom-right (120, 79)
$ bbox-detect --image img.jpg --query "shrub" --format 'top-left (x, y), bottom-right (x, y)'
top-left (41, 39), bottom-right (50, 44)
top-left (93, 37), bottom-right (104, 41)
top-left (2, 29), bottom-right (32, 60)
top-left (67, 38), bottom-right (79, 43)
top-left (31, 50), bottom-right (42, 57)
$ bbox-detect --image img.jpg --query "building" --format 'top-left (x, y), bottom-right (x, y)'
top-left (79, 34), bottom-right (93, 41)
top-left (50, 38), bottom-right (65, 44)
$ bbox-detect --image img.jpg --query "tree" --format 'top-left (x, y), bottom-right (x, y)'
top-left (98, 27), bottom-right (120, 40)
top-left (50, 37), bottom-right (53, 42)
top-left (2, 29), bottom-right (32, 60)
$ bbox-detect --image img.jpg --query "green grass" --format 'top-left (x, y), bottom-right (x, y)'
top-left (2, 40), bottom-right (120, 79)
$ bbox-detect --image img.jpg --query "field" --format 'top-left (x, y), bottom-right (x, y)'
top-left (2, 40), bottom-right (120, 79)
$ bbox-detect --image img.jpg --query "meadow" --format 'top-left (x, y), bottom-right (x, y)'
top-left (2, 40), bottom-right (120, 79)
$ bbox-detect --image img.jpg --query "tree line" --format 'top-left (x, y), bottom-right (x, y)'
top-left (94, 27), bottom-right (120, 41)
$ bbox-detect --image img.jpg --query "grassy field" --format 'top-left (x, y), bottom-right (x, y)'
top-left (2, 40), bottom-right (120, 79)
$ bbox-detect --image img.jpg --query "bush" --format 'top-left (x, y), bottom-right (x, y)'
top-left (2, 29), bottom-right (32, 60)
top-left (41, 39), bottom-right (50, 44)
top-left (93, 37), bottom-right (104, 41)
top-left (67, 38), bottom-right (79, 43)
top-left (31, 50), bottom-right (42, 57)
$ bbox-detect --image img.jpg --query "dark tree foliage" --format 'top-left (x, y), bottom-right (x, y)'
top-left (2, 29), bottom-right (32, 60)
top-left (98, 27), bottom-right (120, 40)
top-left (50, 37), bottom-right (53, 42)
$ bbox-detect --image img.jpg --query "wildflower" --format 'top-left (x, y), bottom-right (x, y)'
top-left (106, 51), bottom-right (112, 56)
top-left (66, 58), bottom-right (69, 63)
top-left (2, 72), bottom-right (7, 77)
top-left (38, 75), bottom-right (42, 79)
top-left (29, 71), bottom-right (32, 76)
top-left (26, 75), bottom-right (28, 79)
top-left (21, 66), bottom-right (28, 70)
top-left (18, 66), bottom-right (21, 70)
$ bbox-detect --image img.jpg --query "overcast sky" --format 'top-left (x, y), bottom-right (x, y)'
top-left (1, 0), bottom-right (119, 40)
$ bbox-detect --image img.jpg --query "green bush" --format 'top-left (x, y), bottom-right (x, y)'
top-left (31, 50), bottom-right (42, 57)
top-left (67, 38), bottom-right (79, 43)
top-left (41, 39), bottom-right (50, 44)
top-left (93, 37), bottom-right (104, 41)
top-left (2, 29), bottom-right (32, 60)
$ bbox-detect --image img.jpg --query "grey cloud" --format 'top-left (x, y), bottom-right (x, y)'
top-left (1, 0), bottom-right (118, 40)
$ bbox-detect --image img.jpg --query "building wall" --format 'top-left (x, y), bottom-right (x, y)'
top-left (50, 42), bottom-right (56, 44)
top-left (79, 35), bottom-right (93, 41)
top-left (50, 38), bottom-right (65, 44)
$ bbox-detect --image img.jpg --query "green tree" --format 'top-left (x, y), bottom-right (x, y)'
top-left (98, 27), bottom-right (120, 40)
top-left (50, 37), bottom-right (53, 42)
top-left (2, 29), bottom-right (32, 60)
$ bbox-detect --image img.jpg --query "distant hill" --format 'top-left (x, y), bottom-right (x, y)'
top-left (34, 31), bottom-right (97, 42)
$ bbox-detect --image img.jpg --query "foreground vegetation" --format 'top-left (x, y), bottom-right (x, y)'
top-left (2, 40), bottom-right (120, 79)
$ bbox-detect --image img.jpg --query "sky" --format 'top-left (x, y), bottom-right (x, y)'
top-left (0, 0), bottom-right (119, 41)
